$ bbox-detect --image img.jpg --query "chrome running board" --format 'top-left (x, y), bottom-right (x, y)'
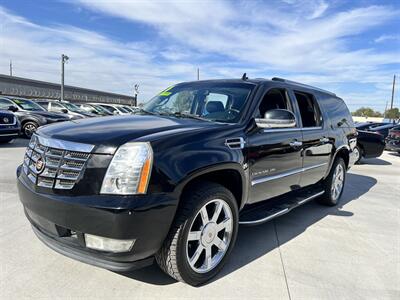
top-left (239, 189), bottom-right (325, 225)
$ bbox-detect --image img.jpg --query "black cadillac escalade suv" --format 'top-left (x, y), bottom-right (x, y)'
top-left (17, 77), bottom-right (357, 286)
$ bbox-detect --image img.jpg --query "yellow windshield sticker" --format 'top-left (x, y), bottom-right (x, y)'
top-left (158, 85), bottom-right (174, 96)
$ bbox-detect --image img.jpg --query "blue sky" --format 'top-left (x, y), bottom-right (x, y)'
top-left (0, 0), bottom-right (399, 111)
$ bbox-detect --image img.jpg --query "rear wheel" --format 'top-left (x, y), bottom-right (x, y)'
top-left (156, 182), bottom-right (239, 286)
top-left (318, 157), bottom-right (346, 206)
top-left (353, 145), bottom-right (362, 164)
top-left (22, 121), bottom-right (38, 138)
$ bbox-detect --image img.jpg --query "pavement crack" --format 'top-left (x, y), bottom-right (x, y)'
top-left (274, 220), bottom-right (292, 300)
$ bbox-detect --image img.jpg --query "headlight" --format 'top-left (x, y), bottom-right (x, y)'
top-left (100, 142), bottom-right (153, 195)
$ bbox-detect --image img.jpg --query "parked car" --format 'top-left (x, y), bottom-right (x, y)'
top-left (35, 100), bottom-right (96, 119)
top-left (0, 97), bottom-right (70, 138)
top-left (121, 105), bottom-right (135, 113)
top-left (77, 103), bottom-right (113, 116)
top-left (0, 110), bottom-right (20, 143)
top-left (96, 103), bottom-right (130, 115)
top-left (16, 77), bottom-right (357, 286)
top-left (385, 125), bottom-right (400, 153)
top-left (353, 130), bottom-right (385, 163)
top-left (355, 122), bottom-right (390, 131)
top-left (368, 123), bottom-right (398, 139)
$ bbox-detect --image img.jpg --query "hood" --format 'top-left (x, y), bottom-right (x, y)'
top-left (37, 115), bottom-right (222, 153)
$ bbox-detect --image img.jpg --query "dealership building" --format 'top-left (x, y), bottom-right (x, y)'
top-left (0, 74), bottom-right (135, 106)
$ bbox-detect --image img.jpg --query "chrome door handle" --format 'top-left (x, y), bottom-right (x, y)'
top-left (289, 141), bottom-right (303, 147)
top-left (320, 137), bottom-right (329, 143)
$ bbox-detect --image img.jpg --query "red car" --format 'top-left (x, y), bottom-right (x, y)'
top-left (385, 125), bottom-right (400, 153)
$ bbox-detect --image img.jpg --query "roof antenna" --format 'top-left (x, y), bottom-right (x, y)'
top-left (241, 73), bottom-right (248, 80)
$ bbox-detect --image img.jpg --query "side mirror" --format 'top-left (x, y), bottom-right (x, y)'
top-left (8, 105), bottom-right (18, 112)
top-left (255, 109), bottom-right (296, 129)
top-left (113, 111), bottom-right (119, 115)
top-left (61, 108), bottom-right (68, 114)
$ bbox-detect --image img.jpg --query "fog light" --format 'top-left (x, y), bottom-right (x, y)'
top-left (84, 234), bottom-right (135, 253)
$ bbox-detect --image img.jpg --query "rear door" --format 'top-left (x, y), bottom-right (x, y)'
top-left (247, 86), bottom-right (303, 204)
top-left (291, 90), bottom-right (332, 187)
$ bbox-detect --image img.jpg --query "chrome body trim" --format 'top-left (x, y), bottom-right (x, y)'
top-left (251, 162), bottom-right (328, 186)
top-left (262, 126), bottom-right (322, 133)
top-left (225, 137), bottom-right (246, 149)
top-left (34, 133), bottom-right (95, 153)
top-left (0, 133), bottom-right (19, 137)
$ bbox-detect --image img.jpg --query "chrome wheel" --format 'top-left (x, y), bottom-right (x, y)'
top-left (331, 164), bottom-right (344, 200)
top-left (186, 199), bottom-right (233, 274)
top-left (24, 123), bottom-right (37, 138)
top-left (353, 147), bottom-right (361, 163)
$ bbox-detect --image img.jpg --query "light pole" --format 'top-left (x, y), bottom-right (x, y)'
top-left (134, 84), bottom-right (139, 106)
top-left (61, 54), bottom-right (69, 101)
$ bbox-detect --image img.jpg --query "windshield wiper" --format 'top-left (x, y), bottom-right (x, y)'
top-left (138, 108), bottom-right (158, 116)
top-left (169, 112), bottom-right (211, 122)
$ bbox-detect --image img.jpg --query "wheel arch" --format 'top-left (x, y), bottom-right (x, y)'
top-left (176, 163), bottom-right (248, 211)
top-left (325, 145), bottom-right (349, 179)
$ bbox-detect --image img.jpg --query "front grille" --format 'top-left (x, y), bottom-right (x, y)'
top-left (23, 134), bottom-right (92, 190)
top-left (0, 115), bottom-right (16, 125)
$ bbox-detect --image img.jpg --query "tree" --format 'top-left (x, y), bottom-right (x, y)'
top-left (352, 107), bottom-right (382, 117)
top-left (384, 108), bottom-right (400, 119)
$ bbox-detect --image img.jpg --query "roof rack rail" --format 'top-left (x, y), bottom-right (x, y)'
top-left (271, 77), bottom-right (336, 96)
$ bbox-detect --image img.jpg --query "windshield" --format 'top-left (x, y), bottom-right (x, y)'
top-left (12, 98), bottom-right (46, 111)
top-left (101, 105), bottom-right (116, 113)
top-left (62, 102), bottom-right (83, 113)
top-left (93, 105), bottom-right (110, 114)
top-left (142, 82), bottom-right (254, 123)
top-left (116, 106), bottom-right (129, 113)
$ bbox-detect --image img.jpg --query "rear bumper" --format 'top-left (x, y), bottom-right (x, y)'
top-left (17, 165), bottom-right (178, 271)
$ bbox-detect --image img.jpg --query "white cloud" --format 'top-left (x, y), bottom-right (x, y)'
top-left (375, 34), bottom-right (400, 43)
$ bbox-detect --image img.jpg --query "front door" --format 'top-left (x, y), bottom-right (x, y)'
top-left (247, 88), bottom-right (303, 204)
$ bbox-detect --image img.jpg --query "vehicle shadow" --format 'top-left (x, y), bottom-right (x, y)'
top-left (117, 173), bottom-right (376, 286)
top-left (387, 151), bottom-right (400, 158)
top-left (0, 138), bottom-right (29, 148)
top-left (358, 158), bottom-right (391, 165)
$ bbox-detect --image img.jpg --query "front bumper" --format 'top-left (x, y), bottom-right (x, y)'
top-left (17, 165), bottom-right (178, 271)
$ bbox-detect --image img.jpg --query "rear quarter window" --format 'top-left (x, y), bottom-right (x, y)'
top-left (318, 94), bottom-right (354, 128)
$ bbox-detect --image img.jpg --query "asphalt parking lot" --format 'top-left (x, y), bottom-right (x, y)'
top-left (1, 138), bottom-right (399, 299)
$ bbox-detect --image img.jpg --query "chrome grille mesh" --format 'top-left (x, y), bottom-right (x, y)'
top-left (23, 134), bottom-right (92, 190)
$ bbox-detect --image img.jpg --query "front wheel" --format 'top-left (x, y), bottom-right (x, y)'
top-left (156, 182), bottom-right (239, 286)
top-left (22, 121), bottom-right (38, 138)
top-left (318, 157), bottom-right (346, 206)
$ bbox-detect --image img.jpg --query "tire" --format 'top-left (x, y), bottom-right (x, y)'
top-left (155, 182), bottom-right (239, 286)
top-left (318, 157), bottom-right (346, 206)
top-left (22, 121), bottom-right (38, 138)
top-left (353, 145), bottom-right (362, 164)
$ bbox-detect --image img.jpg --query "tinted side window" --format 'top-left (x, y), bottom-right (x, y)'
top-left (294, 91), bottom-right (322, 127)
top-left (258, 88), bottom-right (292, 118)
top-left (0, 99), bottom-right (13, 109)
top-left (319, 95), bottom-right (354, 128)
